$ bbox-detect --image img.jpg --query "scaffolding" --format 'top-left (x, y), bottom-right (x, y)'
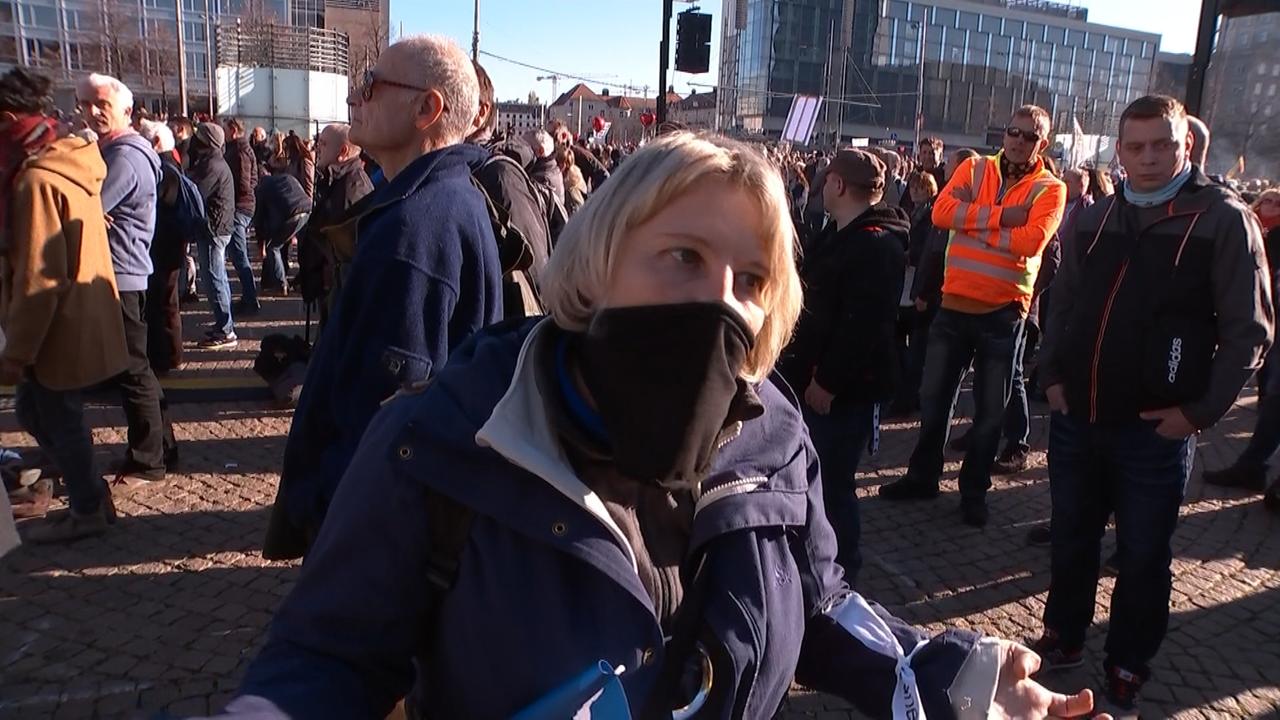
top-left (216, 23), bottom-right (350, 76)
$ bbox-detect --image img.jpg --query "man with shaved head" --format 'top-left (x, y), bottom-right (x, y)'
top-left (264, 36), bottom-right (503, 560)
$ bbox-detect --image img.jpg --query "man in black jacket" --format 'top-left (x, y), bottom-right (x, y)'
top-left (223, 118), bottom-right (260, 314)
top-left (187, 122), bottom-right (238, 349)
top-left (779, 149), bottom-right (909, 585)
top-left (301, 123), bottom-right (373, 327)
top-left (1033, 95), bottom-right (1273, 714)
top-left (255, 165), bottom-right (311, 295)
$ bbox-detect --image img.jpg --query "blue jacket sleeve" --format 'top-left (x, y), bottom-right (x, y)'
top-left (238, 401), bottom-right (432, 718)
top-left (100, 147), bottom-right (137, 216)
top-left (792, 441), bottom-right (981, 719)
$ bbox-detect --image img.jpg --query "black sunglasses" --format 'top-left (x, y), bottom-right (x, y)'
top-left (1005, 126), bottom-right (1043, 143)
top-left (358, 70), bottom-right (432, 102)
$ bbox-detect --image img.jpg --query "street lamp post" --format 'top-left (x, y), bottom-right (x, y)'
top-left (913, 19), bottom-right (927, 152)
top-left (471, 0), bottom-right (480, 62)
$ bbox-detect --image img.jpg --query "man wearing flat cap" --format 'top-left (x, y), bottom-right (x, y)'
top-left (780, 148), bottom-right (912, 587)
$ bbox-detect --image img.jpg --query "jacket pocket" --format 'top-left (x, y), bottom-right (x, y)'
top-left (1141, 314), bottom-right (1216, 408)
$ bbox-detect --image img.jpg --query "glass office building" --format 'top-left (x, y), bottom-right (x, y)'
top-left (718, 0), bottom-right (1160, 145)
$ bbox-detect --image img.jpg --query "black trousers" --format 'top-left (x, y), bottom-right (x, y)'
top-left (146, 267), bottom-right (184, 374)
top-left (115, 290), bottom-right (178, 473)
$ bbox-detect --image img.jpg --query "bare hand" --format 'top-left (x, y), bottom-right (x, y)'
top-left (1000, 204), bottom-right (1032, 228)
top-left (914, 298), bottom-right (928, 312)
top-left (1139, 407), bottom-right (1198, 439)
top-left (951, 185), bottom-right (974, 203)
top-left (103, 213), bottom-right (115, 228)
top-left (992, 641), bottom-right (1108, 720)
top-left (1045, 384), bottom-right (1069, 414)
top-left (805, 380), bottom-right (835, 416)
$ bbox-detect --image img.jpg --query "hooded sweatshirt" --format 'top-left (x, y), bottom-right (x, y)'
top-left (2, 136), bottom-right (129, 390)
top-left (781, 203), bottom-right (912, 404)
top-left (100, 130), bottom-right (162, 292)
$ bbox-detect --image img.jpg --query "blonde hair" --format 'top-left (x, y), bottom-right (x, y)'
top-left (1251, 188), bottom-right (1280, 214)
top-left (564, 163), bottom-right (586, 192)
top-left (541, 132), bottom-right (803, 382)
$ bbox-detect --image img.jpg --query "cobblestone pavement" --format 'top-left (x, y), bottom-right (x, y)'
top-left (2, 300), bottom-right (1279, 718)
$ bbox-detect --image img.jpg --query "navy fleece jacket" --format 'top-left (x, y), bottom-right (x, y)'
top-left (100, 131), bottom-right (162, 292)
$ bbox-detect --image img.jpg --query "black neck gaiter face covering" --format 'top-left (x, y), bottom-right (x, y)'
top-left (576, 302), bottom-right (755, 489)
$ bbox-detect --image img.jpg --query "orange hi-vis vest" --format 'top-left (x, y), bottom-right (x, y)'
top-left (932, 153), bottom-right (1067, 311)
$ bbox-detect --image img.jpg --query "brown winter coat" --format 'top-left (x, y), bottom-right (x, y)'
top-left (1, 136), bottom-right (128, 390)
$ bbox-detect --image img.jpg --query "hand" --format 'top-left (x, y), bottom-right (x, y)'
top-left (103, 213), bottom-right (115, 228)
top-left (951, 185), bottom-right (974, 203)
top-left (1000, 204), bottom-right (1032, 228)
top-left (1140, 407), bottom-right (1198, 439)
top-left (991, 641), bottom-right (1108, 719)
top-left (0, 358), bottom-right (25, 386)
top-left (805, 380), bottom-right (835, 416)
top-left (1045, 384), bottom-right (1069, 414)
top-left (914, 298), bottom-right (928, 312)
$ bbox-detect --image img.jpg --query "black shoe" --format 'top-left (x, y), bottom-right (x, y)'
top-left (1266, 480), bottom-right (1280, 513)
top-left (960, 499), bottom-right (989, 527)
top-left (992, 446), bottom-right (1031, 475)
top-left (1098, 665), bottom-right (1143, 718)
top-left (1102, 551), bottom-right (1119, 577)
top-left (164, 444), bottom-right (180, 471)
top-left (1026, 525), bottom-right (1052, 546)
top-left (181, 291), bottom-right (199, 304)
top-left (878, 477), bottom-right (940, 501)
top-left (237, 300), bottom-right (261, 316)
top-left (1028, 630), bottom-right (1085, 672)
top-left (107, 459), bottom-right (165, 483)
top-left (947, 431), bottom-right (971, 453)
top-left (1203, 464), bottom-right (1266, 492)
top-left (198, 333), bottom-right (239, 350)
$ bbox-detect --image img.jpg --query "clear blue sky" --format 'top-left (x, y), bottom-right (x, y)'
top-left (390, 0), bottom-right (1202, 103)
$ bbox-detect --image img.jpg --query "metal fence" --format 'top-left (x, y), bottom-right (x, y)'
top-left (216, 23), bottom-right (350, 76)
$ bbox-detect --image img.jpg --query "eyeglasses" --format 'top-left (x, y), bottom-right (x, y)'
top-left (357, 70), bottom-right (432, 102)
top-left (1005, 126), bottom-right (1043, 143)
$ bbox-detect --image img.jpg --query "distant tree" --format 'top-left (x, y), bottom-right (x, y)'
top-left (528, 90), bottom-right (541, 106)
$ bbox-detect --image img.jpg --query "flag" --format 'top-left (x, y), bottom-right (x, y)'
top-left (1227, 155), bottom-right (1246, 179)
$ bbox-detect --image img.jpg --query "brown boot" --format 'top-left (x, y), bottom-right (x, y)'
top-left (26, 505), bottom-right (110, 544)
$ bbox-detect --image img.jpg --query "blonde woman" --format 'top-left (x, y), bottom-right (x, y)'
top-left (220, 134), bottom-right (1102, 720)
top-left (559, 145), bottom-right (587, 216)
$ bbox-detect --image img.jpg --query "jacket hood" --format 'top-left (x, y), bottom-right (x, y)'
top-left (325, 155), bottom-right (366, 181)
top-left (481, 136), bottom-right (534, 168)
top-left (25, 136), bottom-right (107, 195)
top-left (846, 202), bottom-right (912, 237)
top-left (106, 131), bottom-right (162, 182)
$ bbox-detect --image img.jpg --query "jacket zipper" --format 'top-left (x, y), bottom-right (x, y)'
top-left (1090, 262), bottom-right (1128, 422)
top-left (694, 475), bottom-right (769, 515)
top-left (1087, 207), bottom-right (1206, 422)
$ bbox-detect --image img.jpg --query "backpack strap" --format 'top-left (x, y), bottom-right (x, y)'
top-left (423, 486), bottom-right (475, 600)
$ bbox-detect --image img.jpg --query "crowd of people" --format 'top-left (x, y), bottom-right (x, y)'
top-left (3, 30), bottom-right (1280, 720)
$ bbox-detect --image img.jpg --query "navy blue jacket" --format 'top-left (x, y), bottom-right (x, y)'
top-left (238, 319), bottom-right (991, 719)
top-left (100, 131), bottom-right (161, 292)
top-left (264, 143), bottom-right (503, 559)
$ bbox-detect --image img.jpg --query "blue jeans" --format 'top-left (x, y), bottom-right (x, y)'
top-left (263, 213), bottom-right (309, 289)
top-left (1002, 323), bottom-right (1035, 453)
top-left (905, 305), bottom-right (1025, 501)
top-left (198, 232), bottom-right (235, 338)
top-left (805, 401), bottom-right (877, 587)
top-left (1044, 412), bottom-right (1194, 679)
top-left (229, 210), bottom-right (259, 304)
top-left (15, 377), bottom-right (102, 515)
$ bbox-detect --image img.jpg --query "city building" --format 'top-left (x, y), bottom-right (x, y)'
top-left (1152, 52), bottom-right (1192, 103)
top-left (495, 100), bottom-right (543, 136)
top-left (717, 0), bottom-right (1161, 148)
top-left (1203, 11), bottom-right (1280, 176)
top-left (671, 89), bottom-right (718, 130)
top-left (0, 0), bottom-right (387, 115)
top-left (548, 83), bottom-right (682, 144)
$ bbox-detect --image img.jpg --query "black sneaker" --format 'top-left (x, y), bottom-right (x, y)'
top-left (960, 499), bottom-right (989, 528)
top-left (1203, 464), bottom-right (1266, 492)
top-left (947, 431), bottom-right (971, 453)
top-left (992, 446), bottom-right (1031, 475)
top-left (1098, 665), bottom-right (1143, 718)
top-left (199, 333), bottom-right (239, 350)
top-left (1028, 630), bottom-right (1084, 672)
top-left (1026, 525), bottom-right (1052, 546)
top-left (237, 300), bottom-right (261, 316)
top-left (1266, 480), bottom-right (1280, 513)
top-left (878, 477), bottom-right (941, 501)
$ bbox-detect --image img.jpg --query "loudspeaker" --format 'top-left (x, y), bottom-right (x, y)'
top-left (675, 11), bottom-right (713, 74)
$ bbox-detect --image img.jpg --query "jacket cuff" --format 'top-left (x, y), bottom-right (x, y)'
top-left (947, 636), bottom-right (1003, 719)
